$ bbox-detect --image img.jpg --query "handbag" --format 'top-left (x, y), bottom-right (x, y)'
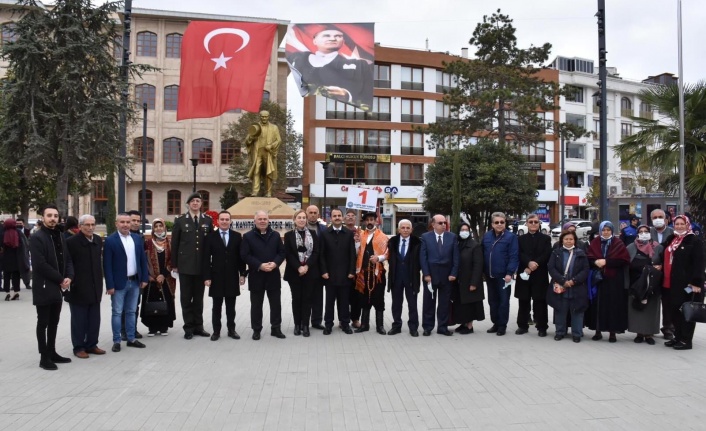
top-left (142, 282), bottom-right (168, 317)
top-left (680, 293), bottom-right (706, 323)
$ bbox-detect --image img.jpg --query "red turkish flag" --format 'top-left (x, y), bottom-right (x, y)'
top-left (177, 21), bottom-right (277, 121)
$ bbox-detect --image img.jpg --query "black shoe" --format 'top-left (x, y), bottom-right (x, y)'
top-left (112, 343), bottom-right (121, 352)
top-left (538, 330), bottom-right (547, 337)
top-left (645, 337), bottom-right (656, 345)
top-left (608, 334), bottom-right (617, 343)
top-left (252, 331), bottom-right (261, 341)
top-left (422, 330), bottom-right (431, 336)
top-left (438, 330), bottom-right (453, 336)
top-left (673, 341), bottom-right (692, 350)
top-left (210, 333), bottom-right (220, 341)
top-left (135, 331), bottom-right (143, 339)
top-left (193, 329), bottom-right (211, 337)
top-left (293, 325), bottom-right (301, 336)
top-left (388, 327), bottom-right (402, 335)
top-left (39, 355), bottom-right (57, 370)
top-left (410, 330), bottom-right (419, 337)
top-left (376, 326), bottom-right (387, 335)
top-left (634, 335), bottom-right (644, 343)
top-left (323, 327), bottom-right (332, 335)
top-left (127, 340), bottom-right (146, 348)
top-left (354, 326), bottom-right (369, 333)
top-left (4, 293), bottom-right (9, 301)
top-left (121, 331), bottom-right (128, 341)
top-left (454, 325), bottom-right (465, 333)
top-left (573, 336), bottom-right (581, 343)
top-left (515, 328), bottom-right (528, 335)
top-left (302, 326), bottom-right (310, 337)
top-left (228, 330), bottom-right (240, 340)
top-left (342, 326), bottom-right (353, 335)
top-left (184, 332), bottom-right (193, 340)
top-left (456, 326), bottom-right (471, 335)
top-left (664, 339), bottom-right (677, 347)
top-left (496, 329), bottom-right (506, 336)
top-left (271, 328), bottom-right (286, 339)
top-left (26, 285), bottom-right (32, 290)
top-left (311, 323), bottom-right (325, 330)
top-left (554, 334), bottom-right (564, 341)
top-left (487, 325), bottom-right (498, 333)
top-left (50, 352), bottom-right (72, 364)
top-left (664, 332), bottom-right (674, 340)
top-left (591, 332), bottom-right (603, 341)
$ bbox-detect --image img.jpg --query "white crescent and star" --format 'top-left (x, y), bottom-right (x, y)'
top-left (203, 28), bottom-right (251, 71)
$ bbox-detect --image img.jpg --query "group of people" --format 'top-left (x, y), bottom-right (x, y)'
top-left (16, 195), bottom-right (706, 371)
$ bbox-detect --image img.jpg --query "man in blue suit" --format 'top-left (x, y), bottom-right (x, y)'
top-left (104, 213), bottom-right (149, 352)
top-left (420, 214), bottom-right (459, 336)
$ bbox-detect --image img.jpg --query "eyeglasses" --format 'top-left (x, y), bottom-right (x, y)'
top-left (527, 221), bottom-right (539, 224)
top-left (493, 221), bottom-right (505, 225)
top-left (437, 221), bottom-right (447, 225)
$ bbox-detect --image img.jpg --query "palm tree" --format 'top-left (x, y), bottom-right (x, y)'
top-left (615, 81), bottom-right (706, 220)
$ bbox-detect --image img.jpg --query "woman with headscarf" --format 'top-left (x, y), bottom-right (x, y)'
top-left (586, 221), bottom-right (630, 342)
top-left (626, 225), bottom-right (663, 345)
top-left (2, 219), bottom-right (30, 300)
top-left (141, 218), bottom-right (177, 335)
top-left (663, 215), bottom-right (705, 350)
top-left (451, 223), bottom-right (484, 333)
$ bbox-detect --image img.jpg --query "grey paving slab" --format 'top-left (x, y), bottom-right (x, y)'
top-left (2, 278), bottom-right (706, 430)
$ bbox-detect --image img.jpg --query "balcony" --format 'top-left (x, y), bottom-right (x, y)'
top-left (401, 147), bottom-right (424, 156)
top-left (639, 110), bottom-right (653, 120)
top-left (401, 81), bottom-right (424, 91)
top-left (325, 111), bottom-right (366, 120)
top-left (593, 159), bottom-right (601, 169)
top-left (374, 79), bottom-right (391, 89)
top-left (401, 179), bottom-right (424, 186)
top-left (325, 144), bottom-right (391, 155)
top-left (366, 112), bottom-right (391, 121)
top-left (401, 114), bottom-right (424, 123)
top-left (621, 109), bottom-right (633, 117)
top-left (327, 177), bottom-right (391, 185)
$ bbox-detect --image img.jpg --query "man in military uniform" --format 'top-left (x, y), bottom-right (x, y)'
top-left (171, 193), bottom-right (213, 339)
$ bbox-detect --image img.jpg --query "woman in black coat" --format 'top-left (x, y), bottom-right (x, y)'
top-left (547, 230), bottom-right (589, 342)
top-left (284, 210), bottom-right (320, 337)
top-left (451, 223), bottom-right (484, 333)
top-left (2, 219), bottom-right (30, 300)
top-left (663, 215), bottom-right (705, 350)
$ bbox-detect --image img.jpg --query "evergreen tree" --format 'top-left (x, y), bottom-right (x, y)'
top-left (219, 185), bottom-right (239, 211)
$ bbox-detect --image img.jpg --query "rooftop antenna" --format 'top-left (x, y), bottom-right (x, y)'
top-left (425, 38), bottom-right (429, 50)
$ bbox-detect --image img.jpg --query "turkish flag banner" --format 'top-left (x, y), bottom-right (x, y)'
top-left (177, 21), bottom-right (277, 121)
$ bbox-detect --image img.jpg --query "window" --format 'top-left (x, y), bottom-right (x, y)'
top-left (565, 85), bottom-right (584, 103)
top-left (567, 142), bottom-right (585, 159)
top-left (621, 123), bottom-right (633, 137)
top-left (1, 23), bottom-right (17, 45)
top-left (324, 128), bottom-right (390, 154)
top-left (374, 64), bottom-right (391, 88)
top-left (367, 97), bottom-right (391, 121)
top-left (135, 84), bottom-right (156, 109)
top-left (221, 140), bottom-right (240, 164)
top-left (593, 147), bottom-right (601, 169)
top-left (113, 36), bottom-right (122, 61)
top-left (436, 101), bottom-right (452, 122)
top-left (197, 190), bottom-right (210, 211)
top-left (401, 66), bottom-right (423, 91)
top-left (132, 137), bottom-right (154, 163)
top-left (401, 99), bottom-right (423, 123)
top-left (163, 85), bottom-right (179, 111)
top-left (163, 137), bottom-right (184, 164)
top-left (436, 71), bottom-right (457, 93)
top-left (535, 171), bottom-right (546, 190)
top-left (592, 94), bottom-right (609, 114)
top-left (519, 142), bottom-right (545, 162)
top-left (325, 98), bottom-right (365, 120)
top-left (621, 177), bottom-right (633, 192)
top-left (165, 33), bottom-right (182, 58)
top-left (136, 31), bottom-right (157, 57)
top-left (167, 190), bottom-right (181, 215)
top-left (566, 171), bottom-right (584, 188)
top-left (262, 90), bottom-right (270, 103)
top-left (138, 189), bottom-right (152, 215)
top-left (93, 181), bottom-right (107, 200)
top-left (639, 102), bottom-right (653, 119)
top-left (401, 164), bottom-right (424, 186)
top-left (621, 97), bottom-right (632, 117)
top-left (192, 138), bottom-right (213, 164)
top-left (401, 132), bottom-right (424, 155)
top-left (329, 162), bottom-right (391, 185)
top-left (565, 113), bottom-right (585, 129)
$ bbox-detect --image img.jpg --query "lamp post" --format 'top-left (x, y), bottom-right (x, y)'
top-left (677, 0), bottom-right (686, 213)
top-left (141, 102), bottom-right (147, 234)
top-left (319, 161), bottom-right (330, 222)
top-left (560, 134), bottom-right (566, 223)
top-left (117, 0), bottom-right (133, 213)
top-left (190, 158), bottom-right (199, 193)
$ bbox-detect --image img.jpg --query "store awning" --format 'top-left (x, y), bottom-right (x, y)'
top-left (395, 204), bottom-right (425, 213)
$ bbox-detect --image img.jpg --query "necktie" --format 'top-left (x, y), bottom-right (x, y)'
top-left (437, 235), bottom-right (442, 251)
top-left (401, 238), bottom-right (406, 258)
top-left (221, 231), bottom-right (227, 246)
top-left (194, 216), bottom-right (198, 226)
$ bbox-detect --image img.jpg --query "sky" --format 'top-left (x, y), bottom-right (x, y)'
top-left (124, 0), bottom-right (705, 131)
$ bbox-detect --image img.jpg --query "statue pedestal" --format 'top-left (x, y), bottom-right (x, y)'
top-left (227, 197), bottom-right (295, 234)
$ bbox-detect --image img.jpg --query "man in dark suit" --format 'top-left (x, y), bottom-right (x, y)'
top-left (241, 210), bottom-right (286, 340)
top-left (514, 214), bottom-right (552, 337)
top-left (420, 214), bottom-right (459, 336)
top-left (386, 219), bottom-right (422, 336)
top-left (104, 213), bottom-right (149, 352)
top-left (66, 214), bottom-right (105, 358)
top-left (171, 192), bottom-right (213, 339)
top-left (306, 205), bottom-right (327, 330)
top-left (203, 211), bottom-right (247, 341)
top-left (319, 208), bottom-right (356, 334)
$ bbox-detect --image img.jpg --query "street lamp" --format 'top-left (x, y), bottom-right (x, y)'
top-left (190, 158), bottom-right (199, 192)
top-left (319, 161), bottom-right (330, 222)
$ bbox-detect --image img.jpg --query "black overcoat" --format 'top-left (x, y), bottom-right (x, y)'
top-left (514, 231), bottom-right (552, 301)
top-left (203, 229), bottom-right (246, 298)
top-left (663, 234), bottom-right (705, 306)
top-left (65, 233), bottom-right (103, 305)
top-left (283, 229), bottom-right (321, 283)
top-left (387, 234), bottom-right (422, 293)
top-left (241, 227), bottom-right (285, 291)
top-left (456, 238), bottom-right (485, 304)
top-left (30, 227), bottom-right (75, 306)
top-left (318, 226), bottom-right (356, 286)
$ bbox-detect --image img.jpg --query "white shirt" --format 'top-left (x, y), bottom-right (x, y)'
top-left (399, 236), bottom-right (411, 256)
top-left (437, 234), bottom-right (443, 246)
top-left (119, 232), bottom-right (137, 277)
top-left (357, 228), bottom-right (386, 262)
top-left (219, 229), bottom-right (229, 246)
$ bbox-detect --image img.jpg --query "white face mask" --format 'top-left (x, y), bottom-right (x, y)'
top-left (563, 245), bottom-right (575, 250)
top-left (652, 218), bottom-right (665, 228)
top-left (459, 231), bottom-right (470, 239)
top-left (519, 272), bottom-right (530, 281)
top-left (638, 233), bottom-right (651, 242)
